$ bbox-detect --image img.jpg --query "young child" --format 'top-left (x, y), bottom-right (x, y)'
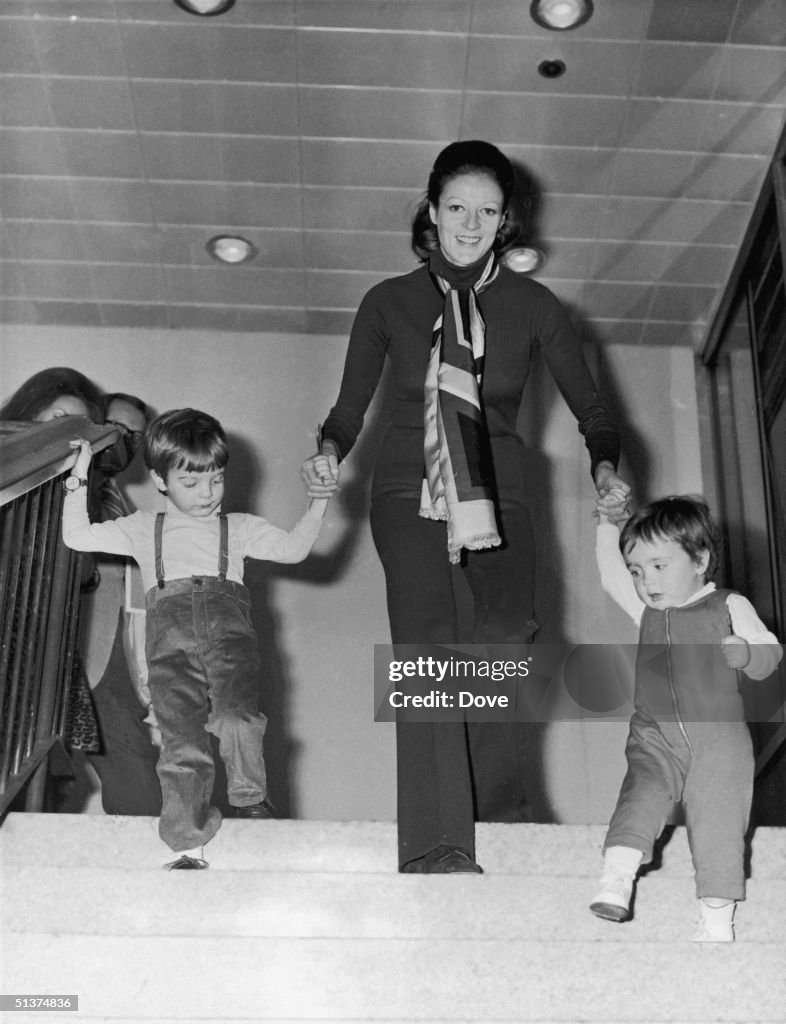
top-left (63, 408), bottom-right (331, 869)
top-left (591, 493), bottom-right (782, 941)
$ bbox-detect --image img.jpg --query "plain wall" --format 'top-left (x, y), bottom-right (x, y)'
top-left (0, 325), bottom-right (702, 822)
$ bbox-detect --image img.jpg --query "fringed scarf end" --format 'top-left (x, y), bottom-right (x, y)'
top-left (419, 507), bottom-right (447, 522)
top-left (448, 532), bottom-right (502, 564)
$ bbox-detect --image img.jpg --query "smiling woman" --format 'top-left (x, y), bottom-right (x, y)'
top-left (301, 139), bottom-right (630, 874)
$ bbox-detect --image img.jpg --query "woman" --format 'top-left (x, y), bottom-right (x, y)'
top-left (2, 368), bottom-right (106, 763)
top-left (1, 368), bottom-right (162, 815)
top-left (302, 140), bottom-right (630, 873)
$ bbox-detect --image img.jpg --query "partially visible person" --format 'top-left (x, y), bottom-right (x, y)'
top-left (63, 409), bottom-right (331, 869)
top-left (100, 392), bottom-right (148, 484)
top-left (591, 493), bottom-right (782, 942)
top-left (0, 366), bottom-right (103, 424)
top-left (80, 390), bottom-right (162, 816)
top-left (0, 368), bottom-right (105, 762)
top-left (302, 140), bottom-right (629, 874)
top-left (103, 389), bottom-right (156, 715)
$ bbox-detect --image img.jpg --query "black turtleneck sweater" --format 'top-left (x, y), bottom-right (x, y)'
top-left (322, 253), bottom-right (620, 504)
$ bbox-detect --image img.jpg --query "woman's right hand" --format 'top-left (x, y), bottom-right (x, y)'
top-left (301, 443), bottom-right (340, 498)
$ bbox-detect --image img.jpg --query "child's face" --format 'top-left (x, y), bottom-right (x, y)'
top-left (151, 465), bottom-right (225, 518)
top-left (624, 534), bottom-right (709, 609)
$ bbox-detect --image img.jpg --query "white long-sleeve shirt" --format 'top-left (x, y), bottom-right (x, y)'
top-left (63, 489), bottom-right (324, 594)
top-left (596, 521), bottom-right (782, 681)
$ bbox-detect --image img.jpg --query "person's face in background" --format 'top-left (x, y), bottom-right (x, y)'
top-left (105, 398), bottom-right (147, 456)
top-left (100, 398), bottom-right (148, 476)
top-left (429, 172), bottom-right (505, 267)
top-left (34, 395), bottom-right (91, 422)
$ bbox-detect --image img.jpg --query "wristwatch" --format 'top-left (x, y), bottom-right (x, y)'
top-left (63, 475), bottom-right (88, 492)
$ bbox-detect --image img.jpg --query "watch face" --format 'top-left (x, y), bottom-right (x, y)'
top-left (65, 476), bottom-right (84, 491)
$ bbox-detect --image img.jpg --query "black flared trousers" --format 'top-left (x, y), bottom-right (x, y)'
top-left (370, 494), bottom-right (538, 868)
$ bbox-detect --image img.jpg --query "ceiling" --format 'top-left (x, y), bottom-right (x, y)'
top-left (1, 0), bottom-right (785, 347)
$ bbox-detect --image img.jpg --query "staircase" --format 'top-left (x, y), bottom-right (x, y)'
top-left (1, 813), bottom-right (784, 1023)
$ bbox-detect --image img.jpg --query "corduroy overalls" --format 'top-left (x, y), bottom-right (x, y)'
top-left (145, 513), bottom-right (268, 852)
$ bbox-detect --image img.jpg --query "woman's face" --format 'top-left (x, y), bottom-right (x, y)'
top-left (429, 172), bottom-right (505, 267)
top-left (34, 395), bottom-right (91, 422)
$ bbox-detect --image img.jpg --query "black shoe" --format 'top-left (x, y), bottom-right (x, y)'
top-left (400, 844), bottom-right (483, 875)
top-left (164, 854), bottom-right (208, 870)
top-left (232, 798), bottom-right (278, 819)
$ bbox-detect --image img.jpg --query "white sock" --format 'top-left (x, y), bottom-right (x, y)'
top-left (693, 897), bottom-right (736, 942)
top-left (602, 845), bottom-right (644, 877)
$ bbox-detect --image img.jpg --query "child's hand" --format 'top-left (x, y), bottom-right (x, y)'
top-left (301, 448), bottom-right (340, 498)
top-left (69, 437), bottom-right (94, 478)
top-left (595, 484), bottom-right (630, 525)
top-left (721, 635), bottom-right (750, 670)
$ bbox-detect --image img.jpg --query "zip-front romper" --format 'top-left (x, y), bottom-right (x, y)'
top-left (604, 589), bottom-right (753, 900)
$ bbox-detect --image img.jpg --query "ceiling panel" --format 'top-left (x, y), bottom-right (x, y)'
top-left (0, 0), bottom-right (784, 346)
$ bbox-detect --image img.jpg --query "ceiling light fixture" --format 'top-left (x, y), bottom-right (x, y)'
top-left (173, 0), bottom-right (236, 16)
top-left (206, 235), bottom-right (258, 264)
top-left (530, 0), bottom-right (593, 30)
top-left (501, 247), bottom-right (545, 274)
top-left (538, 59), bottom-right (567, 78)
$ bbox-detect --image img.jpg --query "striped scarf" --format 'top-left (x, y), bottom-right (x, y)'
top-left (419, 250), bottom-right (502, 563)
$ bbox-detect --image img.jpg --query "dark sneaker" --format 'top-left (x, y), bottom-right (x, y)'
top-left (164, 854), bottom-right (208, 870)
top-left (232, 798), bottom-right (278, 819)
top-left (400, 844), bottom-right (483, 874)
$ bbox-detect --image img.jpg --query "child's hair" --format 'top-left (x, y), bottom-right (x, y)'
top-left (144, 408), bottom-right (229, 479)
top-left (619, 495), bottom-right (720, 580)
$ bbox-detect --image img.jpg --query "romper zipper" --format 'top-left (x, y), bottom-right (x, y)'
top-left (665, 609), bottom-right (692, 753)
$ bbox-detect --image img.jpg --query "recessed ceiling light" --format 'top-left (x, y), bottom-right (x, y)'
top-left (538, 59), bottom-right (567, 78)
top-left (501, 247), bottom-right (545, 274)
top-left (173, 0), bottom-right (236, 16)
top-left (530, 0), bottom-right (593, 30)
top-left (206, 235), bottom-right (258, 264)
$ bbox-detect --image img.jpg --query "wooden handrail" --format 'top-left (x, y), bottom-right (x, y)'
top-left (0, 416), bottom-right (117, 507)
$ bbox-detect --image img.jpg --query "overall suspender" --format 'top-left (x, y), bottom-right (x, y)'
top-left (155, 512), bottom-right (165, 589)
top-left (155, 512), bottom-right (229, 589)
top-left (217, 515), bottom-right (228, 583)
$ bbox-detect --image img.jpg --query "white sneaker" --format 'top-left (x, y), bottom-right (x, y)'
top-left (590, 869), bottom-right (634, 921)
top-left (692, 899), bottom-right (735, 943)
top-left (589, 846), bottom-right (643, 922)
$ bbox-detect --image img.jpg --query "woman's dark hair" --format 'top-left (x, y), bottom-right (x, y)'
top-left (0, 367), bottom-right (104, 423)
top-left (620, 495), bottom-right (721, 580)
top-left (411, 139), bottom-right (523, 261)
top-left (144, 408), bottom-right (229, 479)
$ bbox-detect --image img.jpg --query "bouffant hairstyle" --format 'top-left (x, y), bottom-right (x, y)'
top-left (620, 495), bottom-right (721, 581)
top-left (0, 367), bottom-right (104, 424)
top-left (411, 140), bottom-right (523, 261)
top-left (143, 408), bottom-right (228, 479)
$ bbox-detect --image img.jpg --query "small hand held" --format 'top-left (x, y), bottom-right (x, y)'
top-left (301, 441), bottom-right (340, 499)
top-left (68, 437), bottom-right (94, 478)
top-left (721, 635), bottom-right (750, 670)
top-left (593, 463), bottom-right (631, 525)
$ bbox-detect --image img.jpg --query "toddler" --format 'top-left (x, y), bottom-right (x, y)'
top-left (591, 493), bottom-right (781, 940)
top-left (63, 408), bottom-right (331, 869)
